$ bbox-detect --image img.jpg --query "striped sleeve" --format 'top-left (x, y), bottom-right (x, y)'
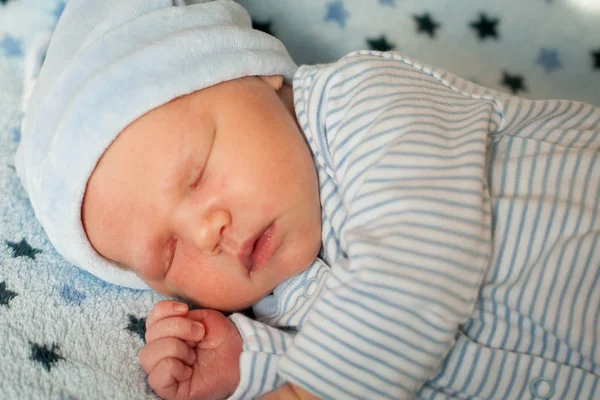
top-left (278, 51), bottom-right (494, 399)
top-left (227, 313), bottom-right (296, 399)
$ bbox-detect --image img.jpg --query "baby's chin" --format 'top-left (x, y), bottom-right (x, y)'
top-left (175, 288), bottom-right (272, 313)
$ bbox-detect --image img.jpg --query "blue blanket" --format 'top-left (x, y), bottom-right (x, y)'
top-left (1, 0), bottom-right (599, 399)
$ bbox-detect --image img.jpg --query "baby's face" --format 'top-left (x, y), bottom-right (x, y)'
top-left (82, 76), bottom-right (322, 311)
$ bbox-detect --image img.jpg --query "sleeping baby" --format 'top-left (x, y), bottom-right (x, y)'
top-left (15, 0), bottom-right (600, 399)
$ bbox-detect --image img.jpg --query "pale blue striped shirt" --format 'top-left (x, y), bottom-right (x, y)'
top-left (228, 51), bottom-right (600, 399)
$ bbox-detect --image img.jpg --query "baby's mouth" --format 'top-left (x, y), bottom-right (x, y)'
top-left (249, 223), bottom-right (276, 272)
top-left (237, 222), bottom-right (275, 272)
top-left (237, 225), bottom-right (267, 270)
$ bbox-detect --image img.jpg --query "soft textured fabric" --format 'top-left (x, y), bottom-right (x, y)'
top-left (226, 50), bottom-right (600, 399)
top-left (14, 0), bottom-right (298, 289)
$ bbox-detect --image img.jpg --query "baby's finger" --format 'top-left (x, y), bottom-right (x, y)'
top-left (148, 358), bottom-right (193, 400)
top-left (187, 309), bottom-right (236, 350)
top-left (145, 316), bottom-right (205, 344)
top-left (146, 300), bottom-right (189, 329)
top-left (139, 337), bottom-right (197, 375)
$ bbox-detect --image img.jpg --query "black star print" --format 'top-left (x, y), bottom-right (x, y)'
top-left (501, 71), bottom-right (527, 94)
top-left (0, 281), bottom-right (18, 307)
top-left (126, 315), bottom-right (147, 342)
top-left (470, 13), bottom-right (499, 40)
top-left (252, 18), bottom-right (274, 36)
top-left (413, 13), bottom-right (440, 38)
top-left (5, 239), bottom-right (42, 260)
top-left (30, 342), bottom-right (64, 372)
top-left (592, 49), bottom-right (600, 70)
top-left (367, 35), bottom-right (395, 51)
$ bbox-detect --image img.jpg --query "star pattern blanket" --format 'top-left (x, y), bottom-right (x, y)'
top-left (1, 0), bottom-right (599, 399)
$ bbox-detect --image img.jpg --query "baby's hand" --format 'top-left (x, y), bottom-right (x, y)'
top-left (140, 300), bottom-right (243, 400)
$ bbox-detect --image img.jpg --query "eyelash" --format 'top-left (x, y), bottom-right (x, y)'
top-left (189, 169), bottom-right (204, 190)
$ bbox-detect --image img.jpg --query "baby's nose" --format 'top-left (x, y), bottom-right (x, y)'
top-left (188, 210), bottom-right (231, 256)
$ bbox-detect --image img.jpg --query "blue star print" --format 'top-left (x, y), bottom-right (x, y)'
top-left (378, 0), bottom-right (396, 7)
top-left (60, 284), bottom-right (86, 306)
top-left (536, 48), bottom-right (562, 73)
top-left (325, 1), bottom-right (350, 28)
top-left (1, 35), bottom-right (23, 57)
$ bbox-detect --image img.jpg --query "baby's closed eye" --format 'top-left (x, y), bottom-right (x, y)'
top-left (164, 236), bottom-right (178, 272)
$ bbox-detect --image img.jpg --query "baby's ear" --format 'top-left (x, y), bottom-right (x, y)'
top-left (260, 75), bottom-right (284, 91)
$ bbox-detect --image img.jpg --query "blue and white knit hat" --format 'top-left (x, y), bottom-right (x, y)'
top-left (15, 0), bottom-right (298, 289)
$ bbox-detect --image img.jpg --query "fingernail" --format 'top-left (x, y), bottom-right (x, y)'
top-left (173, 303), bottom-right (187, 312)
top-left (191, 322), bottom-right (204, 336)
